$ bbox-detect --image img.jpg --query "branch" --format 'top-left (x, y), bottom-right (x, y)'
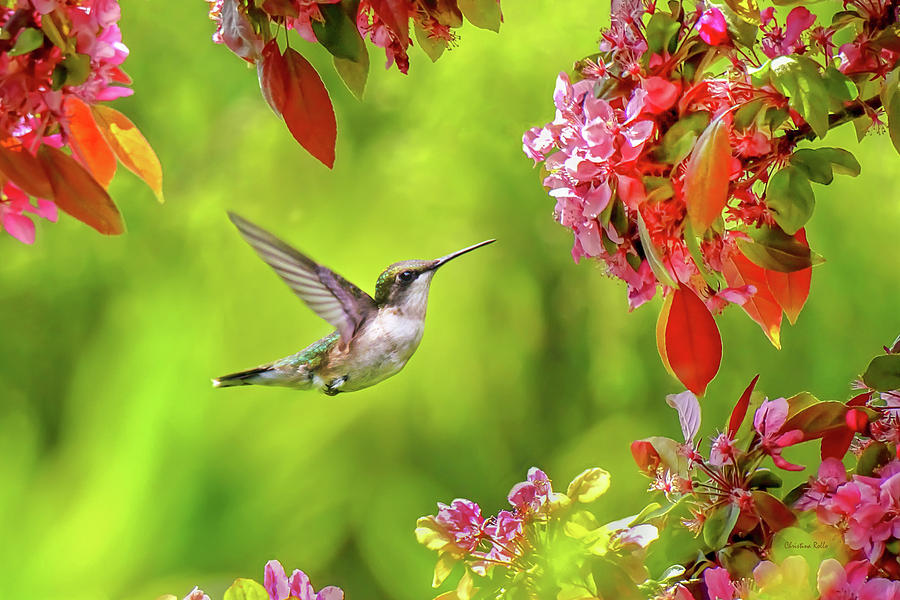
top-left (784, 96), bottom-right (884, 145)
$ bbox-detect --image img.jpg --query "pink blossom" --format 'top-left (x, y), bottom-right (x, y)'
top-left (703, 566), bottom-right (736, 600)
top-left (184, 587), bottom-right (211, 600)
top-left (641, 76), bottom-right (680, 114)
top-left (794, 457), bottom-right (848, 511)
top-left (264, 560), bottom-right (343, 600)
top-left (264, 560), bottom-right (291, 600)
top-left (709, 432), bottom-right (739, 466)
top-left (761, 7), bottom-right (816, 58)
top-left (817, 558), bottom-right (900, 600)
top-left (508, 467), bottom-right (553, 513)
top-left (754, 398), bottom-right (804, 471)
top-left (0, 183), bottom-right (58, 244)
top-left (435, 499), bottom-right (485, 552)
top-left (477, 509), bottom-right (523, 562)
top-left (697, 8), bottom-right (729, 47)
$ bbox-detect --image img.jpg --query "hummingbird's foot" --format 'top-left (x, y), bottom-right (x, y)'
top-left (323, 375), bottom-right (348, 396)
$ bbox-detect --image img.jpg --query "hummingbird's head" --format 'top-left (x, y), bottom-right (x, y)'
top-left (374, 240), bottom-right (495, 311)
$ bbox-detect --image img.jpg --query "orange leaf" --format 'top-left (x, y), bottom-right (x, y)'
top-left (91, 104), bottom-right (164, 202)
top-left (664, 285), bottom-right (722, 396)
top-left (723, 251), bottom-right (783, 348)
top-left (0, 139), bottom-right (53, 199)
top-left (38, 145), bottom-right (124, 235)
top-left (684, 119), bottom-right (731, 233)
top-left (656, 291), bottom-right (676, 377)
top-left (63, 96), bottom-right (116, 188)
top-left (259, 42), bottom-right (337, 168)
top-left (764, 228), bottom-right (811, 325)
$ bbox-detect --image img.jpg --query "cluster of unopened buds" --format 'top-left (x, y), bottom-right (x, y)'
top-left (206, 0), bottom-right (503, 167)
top-left (523, 0), bottom-right (900, 394)
top-left (174, 560), bottom-right (343, 600)
top-left (0, 0), bottom-right (161, 244)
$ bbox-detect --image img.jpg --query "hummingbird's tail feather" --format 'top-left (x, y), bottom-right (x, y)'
top-left (212, 366), bottom-right (273, 388)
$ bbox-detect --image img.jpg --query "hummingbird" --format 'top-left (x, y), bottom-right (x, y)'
top-left (213, 213), bottom-right (495, 395)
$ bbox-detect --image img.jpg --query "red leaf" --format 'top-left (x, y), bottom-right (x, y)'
top-left (764, 228), bottom-right (811, 325)
top-left (91, 105), bottom-right (164, 202)
top-left (821, 427), bottom-right (854, 460)
top-left (752, 491), bottom-right (797, 531)
top-left (0, 138), bottom-right (53, 199)
top-left (37, 145), bottom-right (124, 235)
top-left (847, 392), bottom-right (872, 407)
top-left (368, 0), bottom-right (410, 46)
top-left (631, 440), bottom-right (661, 476)
top-left (63, 96), bottom-right (116, 188)
top-left (728, 374), bottom-right (760, 437)
top-left (664, 285), bottom-right (722, 396)
top-left (723, 251), bottom-right (783, 348)
top-left (259, 42), bottom-right (337, 168)
top-left (684, 118), bottom-right (731, 233)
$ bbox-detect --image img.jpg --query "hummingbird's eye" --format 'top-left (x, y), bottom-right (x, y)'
top-left (399, 270), bottom-right (414, 282)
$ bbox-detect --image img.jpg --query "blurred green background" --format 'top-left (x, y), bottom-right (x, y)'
top-left (1, 2), bottom-right (898, 598)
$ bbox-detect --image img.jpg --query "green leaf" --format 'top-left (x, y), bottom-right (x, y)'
top-left (567, 467), bottom-right (611, 503)
top-left (708, 0), bottom-right (757, 46)
top-left (652, 111), bottom-right (710, 164)
top-left (637, 212), bottom-right (677, 287)
top-left (888, 90), bottom-right (900, 156)
top-left (223, 578), bottom-right (269, 600)
top-left (769, 56), bottom-right (830, 138)
top-left (734, 98), bottom-right (766, 130)
top-left (628, 502), bottom-right (663, 525)
top-left (703, 502), bottom-right (739, 550)
top-left (8, 28), bottom-right (44, 57)
top-left (414, 22), bottom-right (446, 62)
top-left (736, 226), bottom-right (824, 272)
top-left (766, 166), bottom-right (814, 234)
top-left (857, 441), bottom-right (892, 476)
top-left (40, 14), bottom-right (67, 49)
top-left (862, 354), bottom-right (900, 391)
top-left (784, 391), bottom-right (820, 418)
top-left (61, 53), bottom-right (92, 87)
top-left (459, 0), bottom-right (501, 32)
top-left (823, 65), bottom-right (856, 102)
top-left (645, 12), bottom-right (680, 55)
top-left (790, 147), bottom-right (860, 185)
top-left (433, 552), bottom-right (458, 587)
top-left (683, 220), bottom-right (722, 289)
top-left (782, 401), bottom-right (850, 437)
top-left (747, 469), bottom-right (782, 490)
top-left (313, 3), bottom-right (367, 61)
top-left (333, 55), bottom-right (369, 101)
top-left (831, 10), bottom-right (863, 29)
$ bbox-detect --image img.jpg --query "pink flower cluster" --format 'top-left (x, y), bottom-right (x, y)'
top-left (796, 458), bottom-right (900, 570)
top-left (1, 0), bottom-right (131, 243)
top-left (423, 467), bottom-right (555, 570)
top-left (208, 0), bottom-right (492, 76)
top-left (659, 560), bottom-right (900, 600)
top-left (264, 560), bottom-right (344, 600)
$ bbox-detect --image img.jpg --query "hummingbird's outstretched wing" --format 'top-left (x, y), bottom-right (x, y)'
top-left (228, 213), bottom-right (377, 346)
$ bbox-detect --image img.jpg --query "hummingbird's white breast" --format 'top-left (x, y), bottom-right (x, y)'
top-left (327, 274), bottom-right (434, 392)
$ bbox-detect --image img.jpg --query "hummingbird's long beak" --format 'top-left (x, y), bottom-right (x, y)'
top-left (432, 239), bottom-right (496, 269)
